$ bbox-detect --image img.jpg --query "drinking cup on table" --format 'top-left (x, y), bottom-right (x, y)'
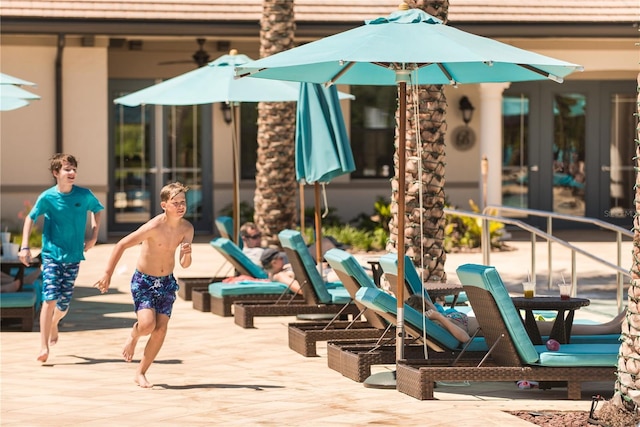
top-left (558, 283), bottom-right (571, 300)
top-left (522, 281), bottom-right (535, 298)
top-left (1, 232), bottom-right (10, 255)
top-left (6, 243), bottom-right (19, 259)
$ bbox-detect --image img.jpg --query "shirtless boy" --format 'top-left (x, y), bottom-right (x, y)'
top-left (94, 182), bottom-right (194, 388)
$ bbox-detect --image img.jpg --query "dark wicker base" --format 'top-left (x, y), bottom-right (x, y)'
top-left (396, 359), bottom-right (616, 400)
top-left (0, 306), bottom-right (35, 331)
top-left (191, 288), bottom-right (211, 312)
top-left (177, 277), bottom-right (225, 301)
top-left (287, 321), bottom-right (390, 357)
top-left (211, 293), bottom-right (304, 317)
top-left (233, 301), bottom-right (360, 329)
top-left (326, 341), bottom-right (431, 382)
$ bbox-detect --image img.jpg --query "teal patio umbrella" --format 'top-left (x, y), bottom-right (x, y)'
top-left (114, 50), bottom-right (353, 242)
top-left (296, 82), bottom-right (355, 263)
top-left (0, 72), bottom-right (40, 111)
top-left (236, 4), bottom-right (583, 359)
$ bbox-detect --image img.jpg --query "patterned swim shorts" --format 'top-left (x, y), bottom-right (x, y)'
top-left (41, 258), bottom-right (80, 312)
top-left (130, 270), bottom-right (179, 317)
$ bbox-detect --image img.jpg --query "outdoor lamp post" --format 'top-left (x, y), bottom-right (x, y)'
top-left (459, 95), bottom-right (475, 125)
top-left (220, 102), bottom-right (233, 124)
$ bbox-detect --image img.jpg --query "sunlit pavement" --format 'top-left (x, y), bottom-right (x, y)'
top-left (1, 232), bottom-right (629, 426)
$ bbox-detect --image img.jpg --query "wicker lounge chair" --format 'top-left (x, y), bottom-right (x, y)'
top-left (325, 253), bottom-right (487, 382)
top-left (232, 230), bottom-right (360, 329)
top-left (287, 247), bottom-right (393, 357)
top-left (215, 216), bottom-right (241, 247)
top-left (199, 238), bottom-right (301, 316)
top-left (396, 263), bottom-right (618, 400)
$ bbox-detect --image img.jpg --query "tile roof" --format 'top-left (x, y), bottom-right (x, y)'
top-left (1, 0), bottom-right (637, 23)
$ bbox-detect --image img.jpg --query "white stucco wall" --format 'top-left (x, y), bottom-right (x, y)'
top-left (0, 37), bottom-right (109, 242)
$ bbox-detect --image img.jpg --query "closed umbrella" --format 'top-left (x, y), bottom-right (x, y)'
top-left (236, 4), bottom-right (583, 359)
top-left (296, 82), bottom-right (355, 263)
top-left (0, 72), bottom-right (40, 111)
top-left (114, 50), bottom-right (353, 242)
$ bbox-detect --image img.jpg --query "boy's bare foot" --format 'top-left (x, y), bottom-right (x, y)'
top-left (49, 324), bottom-right (59, 346)
top-left (36, 349), bottom-right (49, 363)
top-left (122, 335), bottom-right (139, 362)
top-left (135, 373), bottom-right (153, 388)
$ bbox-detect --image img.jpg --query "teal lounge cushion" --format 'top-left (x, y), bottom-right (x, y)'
top-left (279, 229), bottom-right (336, 304)
top-left (210, 238), bottom-right (268, 279)
top-left (208, 281), bottom-right (289, 297)
top-left (0, 291), bottom-right (36, 308)
top-left (568, 334), bottom-right (621, 345)
top-left (356, 287), bottom-right (463, 351)
top-left (327, 287), bottom-right (352, 304)
top-left (533, 343), bottom-right (619, 367)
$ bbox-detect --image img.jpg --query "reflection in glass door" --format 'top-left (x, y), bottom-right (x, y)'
top-left (606, 93), bottom-right (636, 220)
top-left (552, 93), bottom-right (586, 216)
top-left (113, 102), bottom-right (153, 228)
top-left (163, 105), bottom-right (206, 226)
top-left (502, 95), bottom-right (530, 212)
top-left (110, 80), bottom-right (212, 234)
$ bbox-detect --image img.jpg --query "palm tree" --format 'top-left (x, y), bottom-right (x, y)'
top-left (254, 0), bottom-right (297, 246)
top-left (387, 0), bottom-right (450, 281)
top-left (595, 72), bottom-right (640, 426)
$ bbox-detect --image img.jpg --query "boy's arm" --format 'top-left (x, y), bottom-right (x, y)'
top-left (18, 216), bottom-right (35, 266)
top-left (179, 223), bottom-right (195, 269)
top-left (94, 224), bottom-right (150, 294)
top-left (84, 211), bottom-right (102, 251)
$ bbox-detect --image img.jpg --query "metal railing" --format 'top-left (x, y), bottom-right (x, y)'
top-left (444, 206), bottom-right (632, 312)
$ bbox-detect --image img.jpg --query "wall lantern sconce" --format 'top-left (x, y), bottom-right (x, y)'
top-left (220, 102), bottom-right (232, 125)
top-left (459, 96), bottom-right (475, 125)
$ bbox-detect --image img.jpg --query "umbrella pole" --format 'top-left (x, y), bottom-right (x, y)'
top-left (314, 182), bottom-right (323, 271)
top-left (396, 80), bottom-right (407, 362)
top-left (300, 183), bottom-right (305, 235)
top-left (231, 104), bottom-right (240, 243)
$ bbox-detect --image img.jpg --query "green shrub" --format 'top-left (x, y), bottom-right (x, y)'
top-left (444, 200), bottom-right (505, 252)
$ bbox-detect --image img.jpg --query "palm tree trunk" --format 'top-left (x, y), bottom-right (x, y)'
top-left (388, 0), bottom-right (450, 281)
top-left (255, 0), bottom-right (297, 246)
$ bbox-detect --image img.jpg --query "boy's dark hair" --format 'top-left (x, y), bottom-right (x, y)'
top-left (49, 153), bottom-right (78, 173)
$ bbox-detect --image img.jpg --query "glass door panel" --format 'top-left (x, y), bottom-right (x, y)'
top-left (606, 93), bottom-right (637, 219)
top-left (552, 93), bottom-right (586, 216)
top-left (164, 105), bottom-right (204, 224)
top-left (113, 102), bottom-right (153, 226)
top-left (502, 95), bottom-right (530, 213)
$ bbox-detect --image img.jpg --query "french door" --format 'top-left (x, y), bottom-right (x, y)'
top-left (109, 80), bottom-right (212, 234)
top-left (502, 80), bottom-right (636, 228)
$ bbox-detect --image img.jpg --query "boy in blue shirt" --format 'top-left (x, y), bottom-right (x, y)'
top-left (19, 153), bottom-right (103, 363)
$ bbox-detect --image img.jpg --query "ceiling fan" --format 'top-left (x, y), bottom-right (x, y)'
top-left (159, 38), bottom-right (211, 67)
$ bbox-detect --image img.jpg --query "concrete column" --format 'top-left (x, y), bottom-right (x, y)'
top-left (478, 82), bottom-right (511, 209)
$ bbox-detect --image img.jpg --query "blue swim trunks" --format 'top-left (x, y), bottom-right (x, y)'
top-left (130, 270), bottom-right (179, 317)
top-left (41, 258), bottom-right (80, 312)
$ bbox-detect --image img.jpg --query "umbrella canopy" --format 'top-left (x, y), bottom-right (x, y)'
top-left (115, 50), bottom-right (353, 107)
top-left (0, 72), bottom-right (41, 111)
top-left (114, 50), bottom-right (354, 243)
top-left (296, 82), bottom-right (355, 263)
top-left (236, 8), bottom-right (582, 86)
top-left (296, 83), bottom-right (355, 184)
top-left (0, 72), bottom-right (37, 86)
top-left (236, 4), bottom-right (583, 360)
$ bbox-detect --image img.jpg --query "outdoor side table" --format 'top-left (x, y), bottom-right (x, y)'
top-left (511, 296), bottom-right (590, 345)
top-left (425, 282), bottom-right (463, 307)
top-left (366, 259), bottom-right (384, 288)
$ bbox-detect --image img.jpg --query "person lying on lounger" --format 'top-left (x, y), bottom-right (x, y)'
top-left (261, 248), bottom-right (302, 294)
top-left (406, 294), bottom-right (626, 344)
